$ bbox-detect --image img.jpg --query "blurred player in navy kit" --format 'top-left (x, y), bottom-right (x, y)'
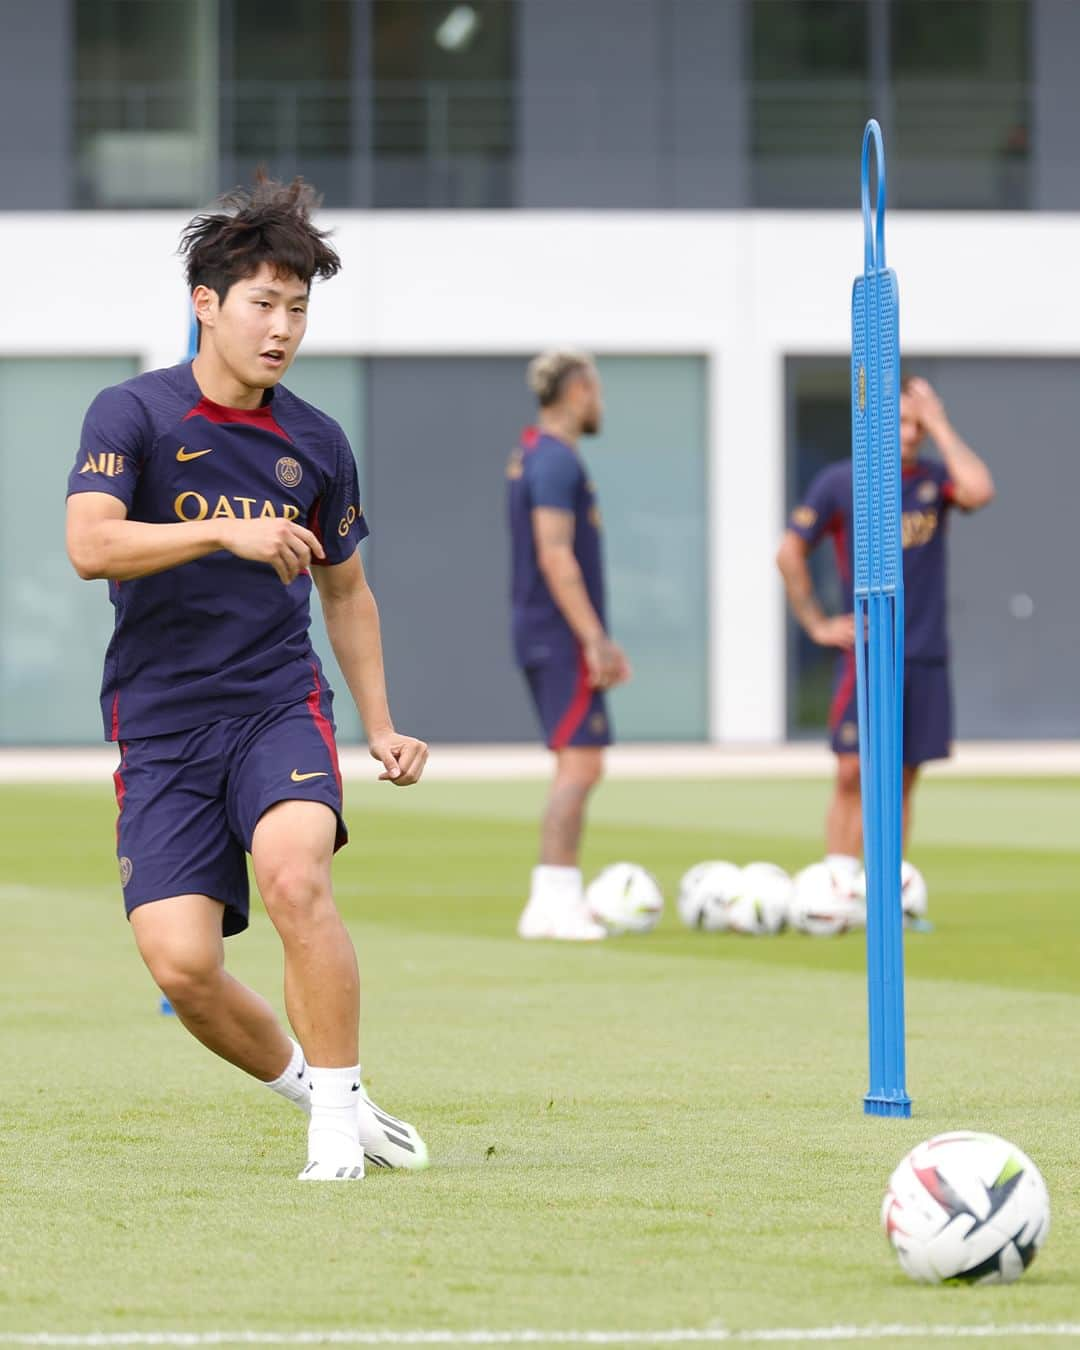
top-left (776, 376), bottom-right (995, 885)
top-left (66, 176), bottom-right (428, 1181)
top-left (508, 351), bottom-right (631, 940)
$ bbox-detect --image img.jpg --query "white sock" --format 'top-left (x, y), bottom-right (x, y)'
top-left (530, 865), bottom-right (583, 904)
top-left (826, 853), bottom-right (861, 878)
top-left (308, 1064), bottom-right (363, 1156)
top-left (264, 1038), bottom-right (311, 1113)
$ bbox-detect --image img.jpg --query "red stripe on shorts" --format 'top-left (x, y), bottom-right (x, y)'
top-left (113, 743), bottom-right (127, 846)
top-left (307, 664), bottom-right (342, 794)
top-left (829, 650), bottom-right (857, 732)
top-left (550, 647), bottom-right (593, 750)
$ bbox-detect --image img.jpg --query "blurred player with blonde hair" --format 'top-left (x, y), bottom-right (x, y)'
top-left (507, 351), bottom-right (631, 939)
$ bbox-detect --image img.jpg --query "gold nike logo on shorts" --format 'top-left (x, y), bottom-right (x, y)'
top-left (290, 770), bottom-right (329, 782)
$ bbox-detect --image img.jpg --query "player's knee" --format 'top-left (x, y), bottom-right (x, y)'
top-left (558, 751), bottom-right (604, 793)
top-left (146, 947), bottom-right (221, 1015)
top-left (836, 758), bottom-right (861, 797)
top-left (260, 861), bottom-right (334, 933)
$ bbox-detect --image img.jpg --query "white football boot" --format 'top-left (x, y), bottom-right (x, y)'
top-left (356, 1092), bottom-right (430, 1171)
top-left (517, 895), bottom-right (607, 941)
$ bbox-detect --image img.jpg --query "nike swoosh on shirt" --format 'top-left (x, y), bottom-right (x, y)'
top-left (176, 446), bottom-right (214, 462)
top-left (290, 770), bottom-right (329, 783)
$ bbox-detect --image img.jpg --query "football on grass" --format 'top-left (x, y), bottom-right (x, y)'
top-left (882, 1131), bottom-right (1050, 1284)
top-left (676, 860), bottom-right (743, 931)
top-left (586, 862), bottom-right (664, 934)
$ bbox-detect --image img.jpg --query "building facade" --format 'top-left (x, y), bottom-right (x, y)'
top-left (2, 1), bottom-right (1078, 745)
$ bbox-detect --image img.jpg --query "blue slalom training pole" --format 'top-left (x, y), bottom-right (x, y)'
top-left (851, 120), bottom-right (911, 1119)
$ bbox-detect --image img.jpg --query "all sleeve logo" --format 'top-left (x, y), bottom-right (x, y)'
top-left (79, 451), bottom-right (126, 477)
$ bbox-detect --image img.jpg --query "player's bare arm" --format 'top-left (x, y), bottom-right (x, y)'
top-left (532, 506), bottom-right (630, 689)
top-left (312, 550), bottom-right (427, 786)
top-left (67, 491), bottom-right (325, 585)
top-left (776, 530), bottom-right (856, 649)
top-left (906, 378), bottom-right (995, 510)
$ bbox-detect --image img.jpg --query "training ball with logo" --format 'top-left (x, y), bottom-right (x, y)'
top-left (790, 862), bottom-right (865, 936)
top-left (586, 863), bottom-right (664, 935)
top-left (882, 1132), bottom-right (1050, 1284)
top-left (724, 862), bottom-right (791, 936)
top-left (676, 860), bottom-right (743, 931)
top-left (854, 859), bottom-right (929, 925)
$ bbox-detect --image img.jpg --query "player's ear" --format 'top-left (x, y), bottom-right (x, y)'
top-left (192, 284), bottom-right (218, 329)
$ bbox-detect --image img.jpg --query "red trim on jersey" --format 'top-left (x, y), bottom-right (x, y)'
top-left (521, 425), bottom-right (540, 450)
top-left (306, 496), bottom-right (328, 566)
top-left (307, 664), bottom-right (342, 794)
top-left (183, 394), bottom-right (292, 443)
top-left (829, 651), bottom-right (857, 732)
top-left (550, 647), bottom-right (593, 750)
top-left (110, 691), bottom-right (120, 741)
top-left (827, 511), bottom-right (852, 587)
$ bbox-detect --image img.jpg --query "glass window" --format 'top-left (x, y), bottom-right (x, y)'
top-left (783, 358), bottom-right (850, 737)
top-left (373, 0), bottom-right (515, 207)
top-left (283, 356), bottom-right (368, 743)
top-left (0, 357), bottom-right (139, 745)
top-left (74, 0), bottom-right (216, 207)
top-left (589, 357), bottom-right (709, 741)
top-left (222, 0), bottom-right (354, 206)
top-left (890, 0), bottom-right (1030, 208)
top-left (751, 0), bottom-right (870, 208)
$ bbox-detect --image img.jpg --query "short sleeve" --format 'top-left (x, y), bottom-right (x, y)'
top-left (527, 446), bottom-right (580, 512)
top-left (310, 434), bottom-right (369, 566)
top-left (67, 385), bottom-right (150, 509)
top-left (787, 465), bottom-right (845, 547)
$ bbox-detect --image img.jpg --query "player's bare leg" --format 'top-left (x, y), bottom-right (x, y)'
top-left (826, 752), bottom-right (863, 859)
top-left (519, 747), bottom-right (606, 940)
top-left (131, 894), bottom-right (291, 1079)
top-left (252, 798), bottom-right (427, 1177)
top-left (902, 764), bottom-right (919, 847)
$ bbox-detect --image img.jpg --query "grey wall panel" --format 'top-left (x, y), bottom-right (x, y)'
top-left (917, 358), bottom-right (1080, 739)
top-left (0, 0), bottom-right (71, 207)
top-left (1032, 0), bottom-right (1080, 209)
top-left (366, 357), bottom-right (538, 742)
top-left (515, 0), bottom-right (744, 208)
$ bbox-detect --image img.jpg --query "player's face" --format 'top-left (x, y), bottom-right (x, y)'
top-left (899, 393), bottom-right (924, 464)
top-left (577, 370), bottom-right (603, 436)
top-left (200, 262), bottom-right (309, 391)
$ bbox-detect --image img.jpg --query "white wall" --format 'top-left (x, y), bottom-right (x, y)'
top-left (6, 210), bottom-right (1080, 742)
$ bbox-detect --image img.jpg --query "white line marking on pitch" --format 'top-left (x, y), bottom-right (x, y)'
top-left (2, 1328), bottom-right (1080, 1346)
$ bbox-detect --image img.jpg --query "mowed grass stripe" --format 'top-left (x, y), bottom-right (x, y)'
top-left (1, 780), bottom-right (1078, 1336)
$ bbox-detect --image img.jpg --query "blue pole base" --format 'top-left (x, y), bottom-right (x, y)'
top-left (864, 1092), bottom-right (912, 1118)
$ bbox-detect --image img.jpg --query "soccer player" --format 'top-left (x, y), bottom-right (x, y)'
top-left (507, 351), bottom-right (631, 940)
top-left (65, 177), bottom-right (429, 1181)
top-left (776, 376), bottom-right (995, 883)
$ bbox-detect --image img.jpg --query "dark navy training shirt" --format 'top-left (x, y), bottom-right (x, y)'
top-left (787, 457), bottom-right (957, 663)
top-left (506, 427), bottom-right (606, 667)
top-left (67, 361), bottom-right (367, 741)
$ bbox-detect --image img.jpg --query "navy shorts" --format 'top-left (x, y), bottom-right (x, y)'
top-left (114, 683), bottom-right (347, 937)
top-left (829, 654), bottom-right (952, 766)
top-left (523, 644), bottom-right (612, 750)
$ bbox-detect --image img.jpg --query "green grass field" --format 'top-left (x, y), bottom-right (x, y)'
top-left (2, 775), bottom-right (1079, 1349)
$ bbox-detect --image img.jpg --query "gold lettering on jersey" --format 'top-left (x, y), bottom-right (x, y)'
top-left (901, 508), bottom-right (939, 550)
top-left (337, 504), bottom-right (359, 537)
top-left (791, 505), bottom-right (817, 529)
top-left (506, 448), bottom-right (524, 481)
top-left (174, 492), bottom-right (300, 523)
top-left (79, 451), bottom-right (126, 477)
